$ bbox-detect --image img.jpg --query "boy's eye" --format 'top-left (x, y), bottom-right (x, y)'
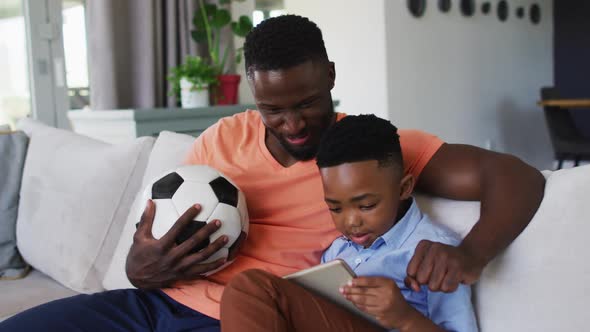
top-left (360, 203), bottom-right (377, 211)
top-left (328, 207), bottom-right (342, 213)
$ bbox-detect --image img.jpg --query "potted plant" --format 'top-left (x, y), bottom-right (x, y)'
top-left (191, 0), bottom-right (253, 105)
top-left (168, 55), bottom-right (218, 108)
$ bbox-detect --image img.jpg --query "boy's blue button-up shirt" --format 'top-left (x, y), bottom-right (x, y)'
top-left (321, 199), bottom-right (478, 332)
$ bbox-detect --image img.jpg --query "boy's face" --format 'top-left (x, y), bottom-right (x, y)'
top-left (320, 160), bottom-right (413, 248)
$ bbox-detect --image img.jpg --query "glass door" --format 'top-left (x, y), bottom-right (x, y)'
top-left (0, 0), bottom-right (87, 130)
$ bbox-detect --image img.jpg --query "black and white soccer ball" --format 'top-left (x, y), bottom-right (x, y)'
top-left (139, 165), bottom-right (248, 274)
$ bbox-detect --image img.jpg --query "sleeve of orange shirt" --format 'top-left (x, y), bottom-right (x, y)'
top-left (399, 129), bottom-right (445, 181)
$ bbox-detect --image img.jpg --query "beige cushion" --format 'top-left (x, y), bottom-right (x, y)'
top-left (102, 131), bottom-right (195, 290)
top-left (15, 119), bottom-right (154, 293)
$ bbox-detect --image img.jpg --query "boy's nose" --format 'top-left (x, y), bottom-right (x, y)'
top-left (345, 214), bottom-right (362, 228)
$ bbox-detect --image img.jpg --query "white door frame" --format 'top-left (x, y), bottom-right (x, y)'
top-left (23, 0), bottom-right (69, 129)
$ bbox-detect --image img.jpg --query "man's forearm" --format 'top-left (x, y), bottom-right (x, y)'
top-left (408, 144), bottom-right (544, 290)
top-left (460, 154), bottom-right (545, 265)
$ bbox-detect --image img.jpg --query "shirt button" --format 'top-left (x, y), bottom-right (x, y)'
top-left (355, 258), bottom-right (362, 264)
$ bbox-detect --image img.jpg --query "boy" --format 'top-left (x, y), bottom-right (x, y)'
top-left (221, 115), bottom-right (478, 331)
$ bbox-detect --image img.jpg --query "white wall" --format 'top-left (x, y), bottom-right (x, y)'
top-left (241, 0), bottom-right (554, 169)
top-left (384, 0), bottom-right (554, 169)
top-left (282, 0), bottom-right (389, 120)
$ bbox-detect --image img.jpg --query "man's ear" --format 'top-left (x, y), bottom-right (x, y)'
top-left (399, 174), bottom-right (415, 200)
top-left (328, 61), bottom-right (336, 89)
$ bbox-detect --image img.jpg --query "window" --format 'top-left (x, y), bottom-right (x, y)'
top-left (62, 0), bottom-right (89, 110)
top-left (253, 0), bottom-right (285, 26)
top-left (0, 0), bottom-right (31, 129)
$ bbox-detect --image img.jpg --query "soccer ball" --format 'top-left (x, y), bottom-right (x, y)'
top-left (139, 165), bottom-right (249, 273)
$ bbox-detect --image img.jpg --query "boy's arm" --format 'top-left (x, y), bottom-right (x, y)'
top-left (408, 143), bottom-right (545, 292)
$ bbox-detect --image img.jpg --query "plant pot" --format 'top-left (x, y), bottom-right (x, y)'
top-left (212, 74), bottom-right (241, 105)
top-left (180, 78), bottom-right (209, 108)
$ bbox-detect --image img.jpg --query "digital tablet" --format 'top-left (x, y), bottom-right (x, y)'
top-left (283, 259), bottom-right (380, 325)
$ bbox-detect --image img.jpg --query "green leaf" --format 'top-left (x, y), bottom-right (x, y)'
top-left (219, 0), bottom-right (231, 4)
top-left (204, 3), bottom-right (217, 15)
top-left (191, 29), bottom-right (207, 43)
top-left (211, 9), bottom-right (231, 29)
top-left (231, 15), bottom-right (253, 37)
top-left (193, 4), bottom-right (217, 28)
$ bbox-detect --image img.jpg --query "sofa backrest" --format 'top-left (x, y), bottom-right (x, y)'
top-left (421, 166), bottom-right (590, 331)
top-left (473, 165), bottom-right (589, 331)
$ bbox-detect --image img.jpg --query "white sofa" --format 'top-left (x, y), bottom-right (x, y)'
top-left (1, 118), bottom-right (589, 331)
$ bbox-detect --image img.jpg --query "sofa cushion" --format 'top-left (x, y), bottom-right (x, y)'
top-left (0, 269), bottom-right (78, 321)
top-left (472, 166), bottom-right (588, 331)
top-left (102, 131), bottom-right (196, 290)
top-left (0, 131), bottom-right (30, 279)
top-left (15, 119), bottom-right (154, 293)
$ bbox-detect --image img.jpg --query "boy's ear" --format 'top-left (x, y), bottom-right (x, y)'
top-left (399, 174), bottom-right (415, 200)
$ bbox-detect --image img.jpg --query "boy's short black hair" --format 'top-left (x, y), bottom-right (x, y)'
top-left (244, 15), bottom-right (328, 77)
top-left (316, 114), bottom-right (403, 170)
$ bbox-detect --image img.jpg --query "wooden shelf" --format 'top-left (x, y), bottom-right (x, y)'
top-left (538, 99), bottom-right (590, 109)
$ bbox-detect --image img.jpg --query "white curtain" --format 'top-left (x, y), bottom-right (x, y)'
top-left (87, 0), bottom-right (233, 109)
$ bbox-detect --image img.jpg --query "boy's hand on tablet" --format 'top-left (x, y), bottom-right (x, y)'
top-left (340, 276), bottom-right (412, 329)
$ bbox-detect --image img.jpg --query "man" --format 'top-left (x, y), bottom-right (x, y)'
top-left (0, 15), bottom-right (544, 331)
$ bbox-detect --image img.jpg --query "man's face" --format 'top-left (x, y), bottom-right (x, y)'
top-left (249, 60), bottom-right (336, 162)
top-left (320, 160), bottom-right (412, 248)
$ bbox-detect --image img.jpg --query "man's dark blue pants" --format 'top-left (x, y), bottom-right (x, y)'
top-left (0, 289), bottom-right (220, 331)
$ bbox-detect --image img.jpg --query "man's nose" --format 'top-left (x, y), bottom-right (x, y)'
top-left (282, 110), bottom-right (305, 135)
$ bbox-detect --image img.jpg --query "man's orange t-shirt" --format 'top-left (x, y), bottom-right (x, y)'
top-left (163, 110), bottom-right (444, 319)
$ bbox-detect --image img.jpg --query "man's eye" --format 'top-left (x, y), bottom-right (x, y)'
top-left (329, 207), bottom-right (341, 213)
top-left (298, 99), bottom-right (318, 109)
top-left (260, 107), bottom-right (281, 114)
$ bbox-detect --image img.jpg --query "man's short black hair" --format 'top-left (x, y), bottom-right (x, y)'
top-left (316, 114), bottom-right (403, 170)
top-left (244, 15), bottom-right (328, 77)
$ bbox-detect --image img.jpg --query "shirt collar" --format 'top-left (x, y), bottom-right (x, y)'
top-left (379, 198), bottom-right (422, 249)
